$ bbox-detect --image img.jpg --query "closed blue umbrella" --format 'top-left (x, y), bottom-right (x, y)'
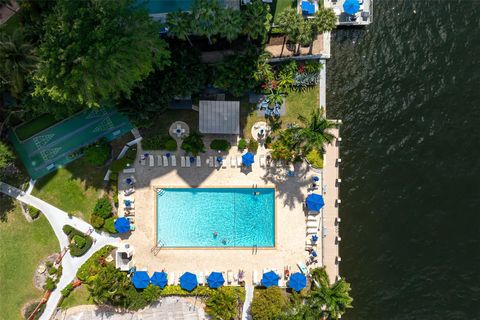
top-left (301, 1), bottom-right (315, 15)
top-left (242, 152), bottom-right (254, 166)
top-left (289, 272), bottom-right (307, 292)
top-left (306, 194), bottom-right (325, 212)
top-left (151, 272), bottom-right (168, 288)
top-left (207, 272), bottom-right (225, 289)
top-left (180, 272), bottom-right (198, 291)
top-left (132, 271), bottom-right (150, 289)
top-left (343, 0), bottom-right (360, 15)
top-left (114, 217), bottom-right (131, 233)
top-left (261, 271), bottom-right (279, 287)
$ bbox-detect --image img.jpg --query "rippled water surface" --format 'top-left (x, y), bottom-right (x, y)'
top-left (327, 1), bottom-right (480, 318)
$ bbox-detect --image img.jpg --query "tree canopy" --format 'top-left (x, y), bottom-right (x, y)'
top-left (33, 0), bottom-right (170, 109)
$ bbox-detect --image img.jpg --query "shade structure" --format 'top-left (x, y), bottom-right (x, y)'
top-left (261, 271), bottom-right (279, 287)
top-left (301, 1), bottom-right (315, 15)
top-left (132, 271), bottom-right (150, 289)
top-left (180, 272), bottom-right (198, 291)
top-left (343, 0), bottom-right (360, 15)
top-left (114, 217), bottom-right (131, 233)
top-left (306, 194), bottom-right (325, 212)
top-left (151, 272), bottom-right (168, 288)
top-left (242, 152), bottom-right (254, 166)
top-left (207, 272), bottom-right (225, 289)
top-left (289, 272), bottom-right (307, 292)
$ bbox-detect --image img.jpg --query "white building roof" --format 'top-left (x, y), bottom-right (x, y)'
top-left (199, 100), bottom-right (240, 135)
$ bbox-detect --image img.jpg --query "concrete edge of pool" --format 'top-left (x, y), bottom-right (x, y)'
top-left (153, 185), bottom-right (277, 250)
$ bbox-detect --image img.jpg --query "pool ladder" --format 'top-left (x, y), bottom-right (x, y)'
top-left (157, 189), bottom-right (166, 196)
top-left (151, 239), bottom-right (166, 256)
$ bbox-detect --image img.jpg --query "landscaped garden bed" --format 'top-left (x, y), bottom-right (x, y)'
top-left (62, 225), bottom-right (93, 257)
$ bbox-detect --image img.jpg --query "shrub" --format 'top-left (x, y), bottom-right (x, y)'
top-left (142, 135), bottom-right (177, 151)
top-left (103, 217), bottom-right (117, 234)
top-left (73, 235), bottom-right (86, 249)
top-left (306, 149), bottom-right (323, 168)
top-left (210, 139), bottom-right (231, 152)
top-left (84, 141), bottom-right (111, 166)
top-left (44, 277), bottom-right (56, 291)
top-left (28, 206), bottom-right (40, 219)
top-left (143, 284), bottom-right (162, 303)
top-left (62, 225), bottom-right (74, 235)
top-left (61, 283), bottom-right (74, 297)
top-left (265, 136), bottom-right (273, 149)
top-left (93, 197), bottom-right (113, 219)
top-left (250, 287), bottom-right (287, 320)
top-left (45, 261), bottom-right (53, 268)
top-left (205, 286), bottom-right (244, 320)
top-left (238, 138), bottom-right (247, 150)
top-left (247, 139), bottom-right (259, 153)
top-left (23, 300), bottom-right (46, 320)
top-left (77, 246), bottom-right (114, 281)
top-left (69, 235), bottom-right (93, 257)
top-left (109, 172), bottom-right (118, 182)
top-left (48, 267), bottom-right (57, 275)
top-left (90, 214), bottom-right (105, 228)
top-left (181, 131), bottom-right (205, 156)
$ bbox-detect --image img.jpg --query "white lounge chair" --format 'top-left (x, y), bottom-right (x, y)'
top-left (230, 157), bottom-right (236, 168)
top-left (171, 155), bottom-right (177, 166)
top-left (306, 216), bottom-right (317, 221)
top-left (163, 155), bottom-right (169, 167)
top-left (307, 221), bottom-right (318, 228)
top-left (186, 156), bottom-right (191, 167)
top-left (181, 156), bottom-right (186, 167)
top-left (140, 158), bottom-right (146, 166)
top-left (236, 156), bottom-right (243, 167)
top-left (149, 155), bottom-right (154, 167)
top-left (214, 158), bottom-right (220, 168)
top-left (208, 157), bottom-right (214, 168)
top-left (260, 155), bottom-right (266, 167)
top-left (307, 228), bottom-right (318, 235)
top-left (227, 270), bottom-right (234, 284)
top-left (157, 155), bottom-right (162, 166)
top-left (222, 158), bottom-right (227, 168)
top-left (123, 168), bottom-right (135, 173)
top-left (196, 156), bottom-right (201, 167)
top-left (252, 270), bottom-right (259, 285)
top-left (168, 272), bottom-right (175, 285)
top-left (198, 272), bottom-right (205, 285)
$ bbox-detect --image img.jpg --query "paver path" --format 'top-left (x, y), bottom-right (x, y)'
top-left (0, 182), bottom-right (120, 320)
top-left (241, 285), bottom-right (254, 320)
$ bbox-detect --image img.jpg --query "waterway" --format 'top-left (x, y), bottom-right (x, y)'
top-left (327, 1), bottom-right (480, 318)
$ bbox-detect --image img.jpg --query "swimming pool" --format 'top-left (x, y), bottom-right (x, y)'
top-left (136, 0), bottom-right (224, 14)
top-left (156, 188), bottom-right (275, 248)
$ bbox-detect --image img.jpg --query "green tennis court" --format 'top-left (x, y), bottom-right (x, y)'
top-left (9, 108), bottom-right (133, 180)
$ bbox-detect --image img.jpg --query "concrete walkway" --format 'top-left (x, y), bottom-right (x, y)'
top-left (0, 182), bottom-right (120, 320)
top-left (241, 285), bottom-right (254, 320)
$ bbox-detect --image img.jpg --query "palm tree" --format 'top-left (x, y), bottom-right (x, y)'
top-left (219, 9), bottom-right (242, 42)
top-left (241, 0), bottom-right (272, 41)
top-left (295, 109), bottom-right (336, 154)
top-left (0, 29), bottom-right (38, 98)
top-left (166, 11), bottom-right (194, 46)
top-left (205, 289), bottom-right (239, 320)
top-left (308, 278), bottom-right (353, 319)
top-left (191, 0), bottom-right (221, 45)
top-left (311, 7), bottom-right (338, 34)
top-left (276, 8), bottom-right (303, 53)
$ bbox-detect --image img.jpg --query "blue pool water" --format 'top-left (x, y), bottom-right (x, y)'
top-left (136, 0), bottom-right (224, 14)
top-left (156, 188), bottom-right (275, 247)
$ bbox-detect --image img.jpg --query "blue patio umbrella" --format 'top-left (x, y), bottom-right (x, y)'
top-left (114, 217), bottom-right (131, 233)
top-left (151, 272), bottom-right (168, 288)
top-left (242, 152), bottom-right (254, 167)
top-left (261, 271), bottom-right (279, 287)
top-left (301, 1), bottom-right (315, 15)
top-left (132, 271), bottom-right (150, 289)
top-left (207, 272), bottom-right (225, 289)
top-left (306, 194), bottom-right (325, 212)
top-left (312, 234), bottom-right (319, 242)
top-left (343, 0), bottom-right (360, 15)
top-left (180, 272), bottom-right (198, 291)
top-left (289, 272), bottom-right (307, 292)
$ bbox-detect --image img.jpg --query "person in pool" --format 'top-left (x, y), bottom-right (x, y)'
top-left (213, 231), bottom-right (218, 237)
top-left (222, 238), bottom-right (228, 244)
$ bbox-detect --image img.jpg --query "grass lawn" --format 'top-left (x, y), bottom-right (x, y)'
top-left (241, 87), bottom-right (320, 139)
top-left (273, 0), bottom-right (297, 23)
top-left (60, 285), bottom-right (93, 309)
top-left (14, 114), bottom-right (59, 141)
top-left (32, 158), bottom-right (106, 221)
top-left (139, 109), bottom-right (199, 138)
top-left (0, 202), bottom-right (59, 320)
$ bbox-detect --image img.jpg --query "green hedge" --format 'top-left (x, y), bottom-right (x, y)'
top-left (142, 135), bottom-right (177, 151)
top-left (210, 139), bottom-right (231, 151)
top-left (238, 138), bottom-right (247, 150)
top-left (248, 139), bottom-right (259, 153)
top-left (77, 246), bottom-right (115, 281)
top-left (103, 217), bottom-right (117, 234)
top-left (93, 197), bottom-right (113, 219)
top-left (63, 226), bottom-right (93, 257)
top-left (306, 149), bottom-right (323, 169)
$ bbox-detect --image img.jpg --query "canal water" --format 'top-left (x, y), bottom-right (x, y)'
top-left (327, 1), bottom-right (480, 319)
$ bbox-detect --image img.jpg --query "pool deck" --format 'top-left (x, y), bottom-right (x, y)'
top-left (119, 143), bottom-right (320, 285)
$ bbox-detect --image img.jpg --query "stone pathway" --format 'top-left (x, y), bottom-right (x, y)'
top-left (241, 285), bottom-right (254, 320)
top-left (54, 297), bottom-right (207, 320)
top-left (0, 182), bottom-right (120, 320)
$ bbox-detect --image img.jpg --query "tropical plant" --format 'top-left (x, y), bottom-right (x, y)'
top-left (219, 9), bottom-right (243, 42)
top-left (210, 139), bottom-right (231, 152)
top-left (266, 89), bottom-right (285, 108)
top-left (311, 7), bottom-right (338, 34)
top-left (295, 109), bottom-right (336, 154)
top-left (33, 0), bottom-right (170, 109)
top-left (213, 50), bottom-right (259, 96)
top-left (253, 53), bottom-right (274, 83)
top-left (90, 214), bottom-right (105, 229)
top-left (0, 142), bottom-right (15, 179)
top-left (93, 197), bottom-right (113, 219)
top-left (241, 0), bottom-right (272, 41)
top-left (166, 11), bottom-right (194, 46)
top-left (103, 217), bottom-right (117, 234)
top-left (247, 139), bottom-right (259, 153)
top-left (276, 8), bottom-right (303, 44)
top-left (191, 0), bottom-right (221, 44)
top-left (238, 138), bottom-right (247, 150)
top-left (0, 30), bottom-right (38, 98)
top-left (270, 129), bottom-right (301, 162)
top-left (306, 149), bottom-right (324, 168)
top-left (251, 287), bottom-right (287, 320)
top-left (181, 131), bottom-right (205, 156)
top-left (205, 287), bottom-right (241, 320)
